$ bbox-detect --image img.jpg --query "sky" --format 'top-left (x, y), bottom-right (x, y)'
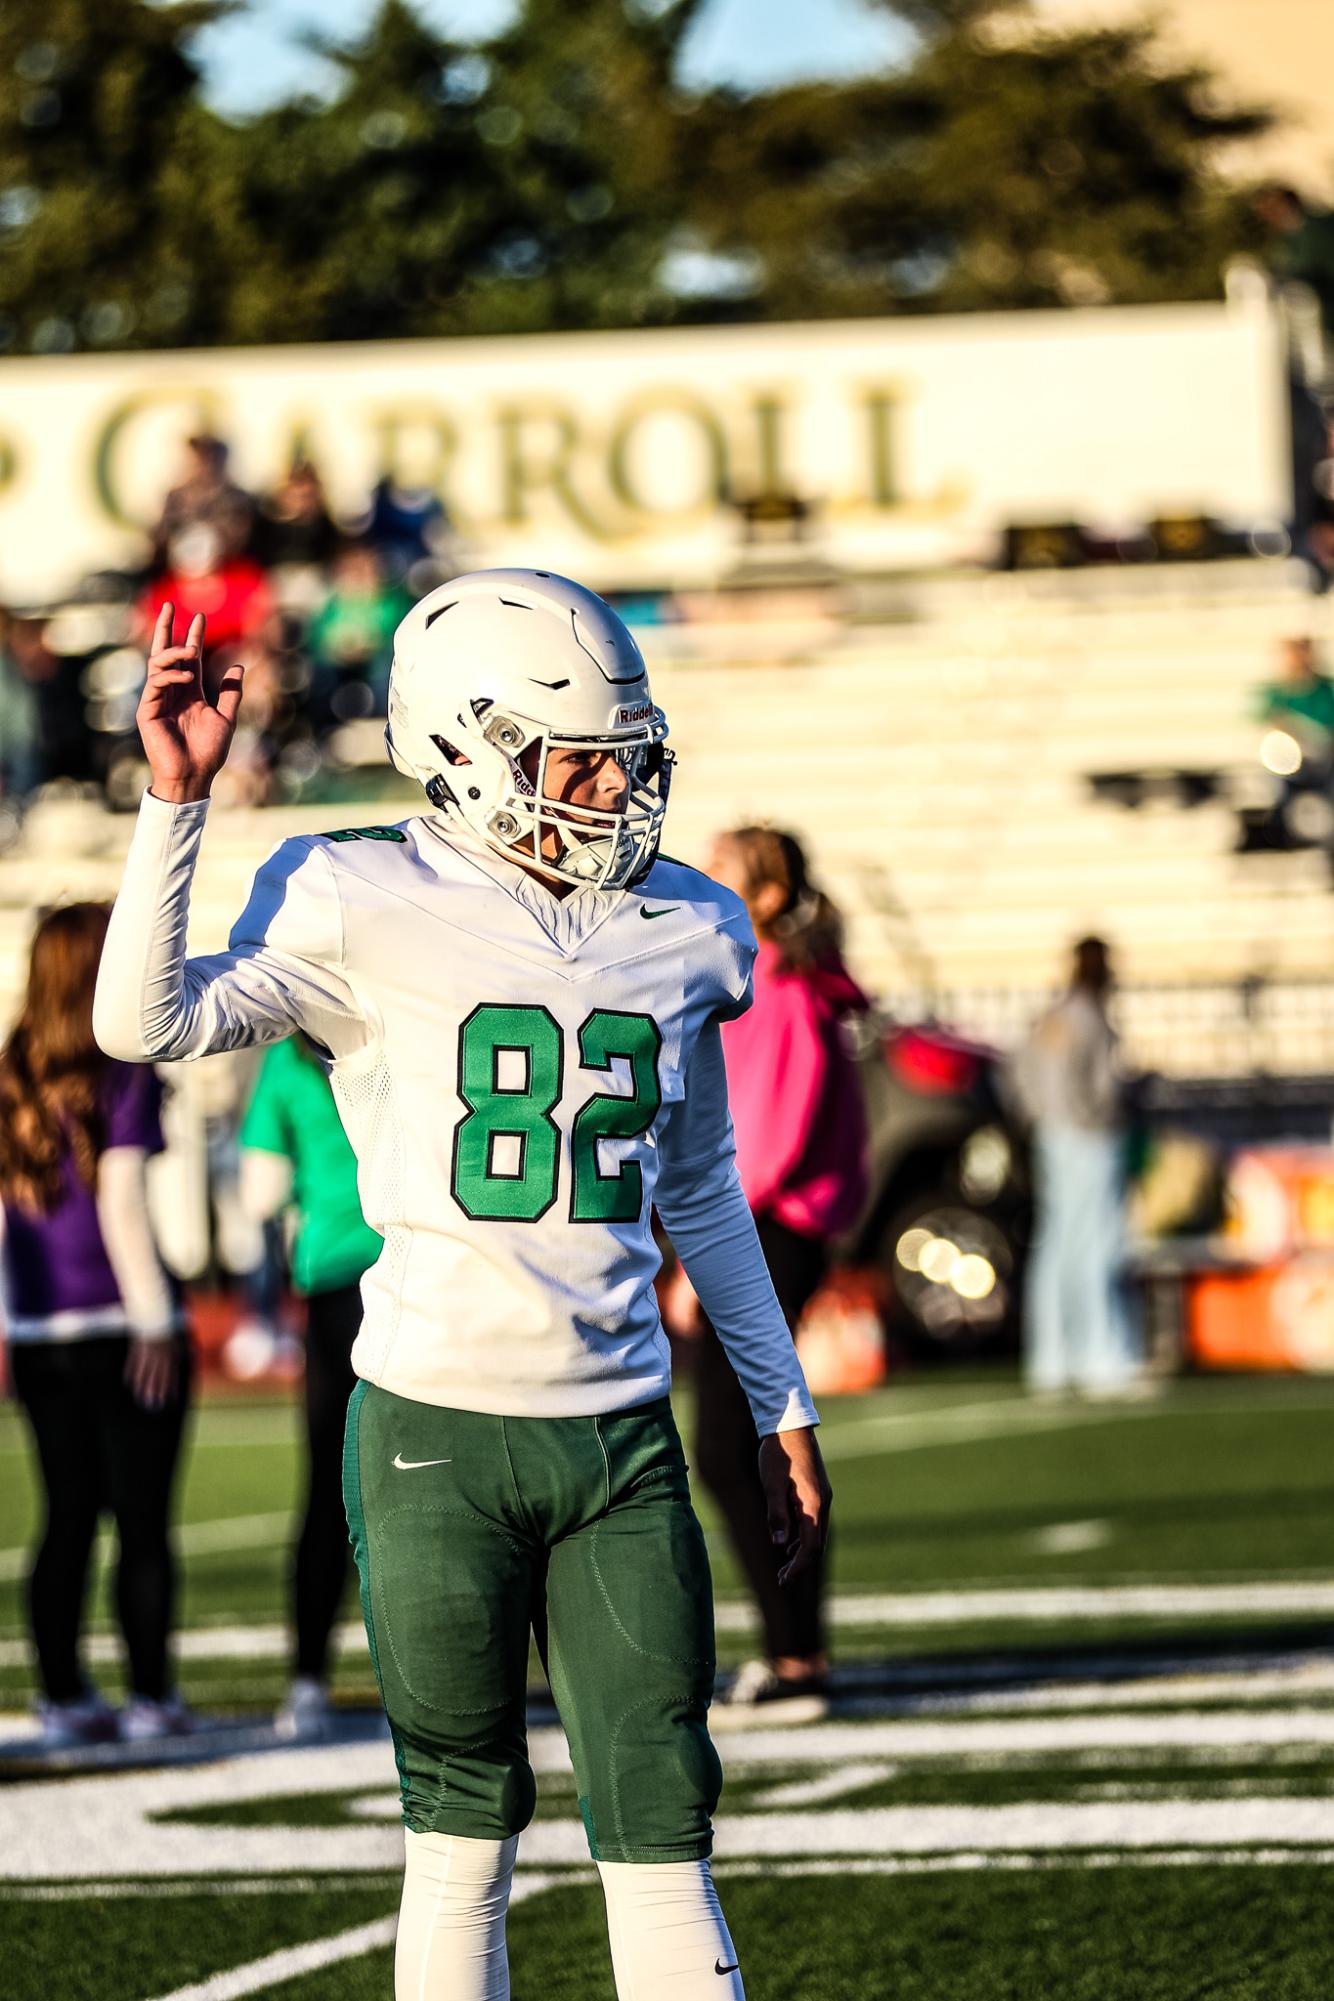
top-left (193, 0), bottom-right (910, 118)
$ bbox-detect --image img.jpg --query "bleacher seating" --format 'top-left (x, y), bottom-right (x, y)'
top-left (3, 560), bottom-right (1333, 1075)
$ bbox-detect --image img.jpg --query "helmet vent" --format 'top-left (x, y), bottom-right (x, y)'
top-left (499, 598), bottom-right (533, 610)
top-left (424, 600), bottom-right (458, 629)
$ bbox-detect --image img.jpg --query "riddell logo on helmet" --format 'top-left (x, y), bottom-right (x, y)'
top-left (615, 703), bottom-right (653, 726)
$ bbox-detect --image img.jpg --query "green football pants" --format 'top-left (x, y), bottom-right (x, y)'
top-left (343, 1380), bottom-right (723, 1863)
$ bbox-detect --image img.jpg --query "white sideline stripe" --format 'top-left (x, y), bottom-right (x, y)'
top-left (0, 1513), bottom-right (292, 1584)
top-left (140, 1875), bottom-right (555, 2001)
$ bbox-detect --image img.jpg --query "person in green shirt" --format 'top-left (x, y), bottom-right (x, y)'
top-left (1255, 186), bottom-right (1334, 342)
top-left (305, 541), bottom-right (412, 730)
top-left (1254, 635), bottom-right (1334, 746)
top-left (239, 1035), bottom-right (381, 1737)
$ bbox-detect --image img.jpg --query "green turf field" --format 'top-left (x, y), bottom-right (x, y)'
top-left (2, 1371), bottom-right (1333, 1999)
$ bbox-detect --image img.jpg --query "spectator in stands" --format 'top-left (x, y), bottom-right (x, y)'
top-left (357, 472), bottom-right (451, 582)
top-left (663, 827), bottom-right (868, 1717)
top-left (4, 615), bottom-right (85, 786)
top-left (0, 611), bottom-right (42, 803)
top-left (152, 433), bottom-right (256, 570)
top-left (1010, 936), bottom-right (1140, 1397)
top-left (0, 904), bottom-right (190, 1747)
top-left (1254, 635), bottom-right (1334, 747)
top-left (1254, 186), bottom-right (1334, 343)
top-left (138, 526), bottom-right (274, 658)
top-left (256, 458), bottom-right (340, 574)
top-left (306, 540), bottom-right (411, 727)
top-left (239, 1037), bottom-right (382, 1740)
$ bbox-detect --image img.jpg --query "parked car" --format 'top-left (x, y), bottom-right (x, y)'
top-left (846, 1014), bottom-right (1030, 1359)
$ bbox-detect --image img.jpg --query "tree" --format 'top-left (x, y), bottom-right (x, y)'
top-left (679, 15), bottom-right (1274, 321)
top-left (201, 0), bottom-right (711, 343)
top-left (0, 0), bottom-right (1284, 351)
top-left (0, 0), bottom-right (233, 353)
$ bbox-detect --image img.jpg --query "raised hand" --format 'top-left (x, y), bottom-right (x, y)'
top-left (137, 603), bottom-right (244, 804)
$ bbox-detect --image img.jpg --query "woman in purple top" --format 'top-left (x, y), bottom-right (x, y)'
top-left (0, 903), bottom-right (190, 1749)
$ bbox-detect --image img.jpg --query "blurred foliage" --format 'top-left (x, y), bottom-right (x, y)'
top-left (686, 19), bottom-right (1274, 319)
top-left (0, 0), bottom-right (1276, 352)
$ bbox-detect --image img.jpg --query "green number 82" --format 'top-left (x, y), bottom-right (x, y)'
top-left (451, 1003), bottom-right (662, 1224)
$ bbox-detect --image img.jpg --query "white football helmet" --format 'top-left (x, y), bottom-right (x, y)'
top-left (385, 569), bottom-right (673, 891)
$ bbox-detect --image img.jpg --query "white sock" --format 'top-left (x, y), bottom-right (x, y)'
top-left (395, 1829), bottom-right (518, 2001)
top-left (597, 1858), bottom-right (744, 2000)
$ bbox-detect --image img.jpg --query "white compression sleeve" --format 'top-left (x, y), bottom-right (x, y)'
top-left (93, 791), bottom-right (366, 1066)
top-left (655, 1019), bottom-right (818, 1437)
top-left (96, 1147), bottom-right (175, 1337)
top-left (396, 1830), bottom-right (518, 2001)
top-left (598, 1860), bottom-right (744, 2001)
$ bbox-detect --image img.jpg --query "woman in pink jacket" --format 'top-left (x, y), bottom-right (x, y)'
top-left (665, 827), bottom-right (869, 1717)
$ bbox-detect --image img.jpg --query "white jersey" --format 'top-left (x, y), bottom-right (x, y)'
top-left (94, 794), bottom-right (818, 1435)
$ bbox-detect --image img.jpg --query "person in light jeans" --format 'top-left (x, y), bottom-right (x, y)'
top-left (1011, 936), bottom-right (1139, 1395)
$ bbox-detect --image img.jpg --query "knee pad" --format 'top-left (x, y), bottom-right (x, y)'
top-left (398, 1729), bottom-right (538, 1841)
top-left (580, 1690), bottom-right (722, 1863)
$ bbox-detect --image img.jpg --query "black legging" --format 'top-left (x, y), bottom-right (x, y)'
top-left (692, 1214), bottom-right (828, 1663)
top-left (10, 1334), bottom-right (191, 1704)
top-left (293, 1282), bottom-right (361, 1680)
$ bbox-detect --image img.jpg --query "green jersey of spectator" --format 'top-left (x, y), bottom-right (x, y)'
top-left (1276, 207), bottom-right (1334, 337)
top-left (307, 546), bottom-right (411, 678)
top-left (239, 1038), bottom-right (381, 1295)
top-left (1256, 671), bottom-right (1334, 739)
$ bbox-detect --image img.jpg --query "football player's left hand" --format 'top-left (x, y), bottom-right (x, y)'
top-left (758, 1426), bottom-right (832, 1587)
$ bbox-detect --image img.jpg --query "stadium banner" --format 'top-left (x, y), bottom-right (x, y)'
top-left (0, 297), bottom-right (1289, 599)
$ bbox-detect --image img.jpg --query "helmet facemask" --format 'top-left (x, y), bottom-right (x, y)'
top-left (424, 703), bottom-right (673, 892)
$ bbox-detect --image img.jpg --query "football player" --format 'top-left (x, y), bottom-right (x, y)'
top-left (94, 571), bottom-right (832, 2001)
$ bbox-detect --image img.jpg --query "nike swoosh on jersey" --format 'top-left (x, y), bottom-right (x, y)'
top-left (639, 905), bottom-right (680, 919)
top-left (715, 1959), bottom-right (740, 1975)
top-left (392, 1453), bottom-right (453, 1470)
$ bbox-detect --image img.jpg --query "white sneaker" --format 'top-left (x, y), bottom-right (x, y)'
top-left (35, 1690), bottom-right (118, 1750)
top-left (712, 1658), bottom-right (831, 1729)
top-left (274, 1676), bottom-right (333, 1741)
top-left (120, 1693), bottom-right (193, 1742)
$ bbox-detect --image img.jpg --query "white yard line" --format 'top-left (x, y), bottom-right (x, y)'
top-left (135, 1918), bottom-right (398, 2001)
top-left (139, 1876), bottom-right (556, 2001)
top-left (722, 1848), bottom-right (1334, 1876)
top-left (750, 1763), bottom-right (898, 1809)
top-left (818, 1398), bottom-right (1128, 1461)
top-left (2, 1575), bottom-right (1328, 1666)
top-left (1030, 1520), bottom-right (1114, 1556)
top-left (3, 1877), bottom-right (402, 1901)
top-left (819, 1390), bottom-right (1334, 1463)
top-left (0, 1514), bottom-right (293, 1585)
top-left (718, 1580), bottom-right (1334, 1631)
top-left (708, 1708), bottom-right (1334, 1765)
top-left (16, 1710), bottom-right (1334, 1881)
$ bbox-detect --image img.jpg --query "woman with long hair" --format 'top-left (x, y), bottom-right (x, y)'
top-left (0, 902), bottom-right (190, 1747)
top-left (664, 827), bottom-right (869, 1717)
